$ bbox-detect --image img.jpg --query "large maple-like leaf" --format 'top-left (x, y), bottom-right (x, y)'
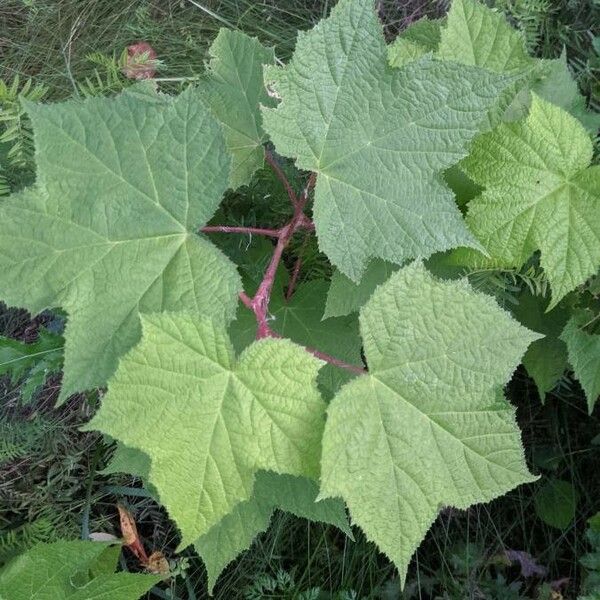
top-left (0, 87), bottom-right (241, 401)
top-left (320, 262), bottom-right (539, 582)
top-left (201, 29), bottom-right (276, 188)
top-left (261, 0), bottom-right (512, 282)
top-left (0, 540), bottom-right (159, 600)
top-left (195, 471), bottom-right (351, 592)
top-left (85, 313), bottom-right (326, 547)
top-left (460, 94), bottom-right (600, 308)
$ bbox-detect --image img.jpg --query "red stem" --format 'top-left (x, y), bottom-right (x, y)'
top-left (201, 225), bottom-right (280, 238)
top-left (265, 148), bottom-right (299, 209)
top-left (245, 320), bottom-right (366, 375)
top-left (286, 228), bottom-right (311, 301)
top-left (253, 231), bottom-right (300, 335)
top-left (238, 291), bottom-right (253, 309)
top-left (229, 155), bottom-right (365, 376)
top-left (307, 348), bottom-right (367, 374)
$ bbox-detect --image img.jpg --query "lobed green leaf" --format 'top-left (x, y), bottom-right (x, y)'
top-left (460, 95), bottom-right (600, 308)
top-left (85, 313), bottom-right (326, 547)
top-left (320, 261), bottom-right (539, 582)
top-left (262, 0), bottom-right (512, 282)
top-left (0, 87), bottom-right (241, 402)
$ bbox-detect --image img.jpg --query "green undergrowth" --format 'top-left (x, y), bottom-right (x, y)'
top-left (0, 1), bottom-right (599, 599)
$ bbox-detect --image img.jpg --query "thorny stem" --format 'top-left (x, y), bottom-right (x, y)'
top-left (208, 150), bottom-right (366, 376)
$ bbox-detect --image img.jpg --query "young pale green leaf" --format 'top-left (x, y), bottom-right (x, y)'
top-left (561, 315), bottom-right (600, 413)
top-left (460, 95), bottom-right (600, 309)
top-left (324, 260), bottom-right (399, 319)
top-left (512, 292), bottom-right (569, 400)
top-left (85, 314), bottom-right (326, 548)
top-left (230, 279), bottom-right (361, 397)
top-left (262, 0), bottom-right (512, 282)
top-left (0, 540), bottom-right (159, 600)
top-left (0, 88), bottom-right (241, 403)
top-left (437, 0), bottom-right (531, 74)
top-left (320, 262), bottom-right (539, 583)
top-left (195, 471), bottom-right (351, 592)
top-left (201, 30), bottom-right (276, 188)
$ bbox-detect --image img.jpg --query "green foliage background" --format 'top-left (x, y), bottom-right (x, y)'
top-left (0, 1), bottom-right (599, 599)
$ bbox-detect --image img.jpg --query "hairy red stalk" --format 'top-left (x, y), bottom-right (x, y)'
top-left (201, 225), bottom-right (280, 237)
top-left (306, 347), bottom-right (367, 374)
top-left (238, 291), bottom-right (253, 309)
top-left (264, 148), bottom-right (299, 209)
top-left (252, 219), bottom-right (296, 338)
top-left (229, 155), bottom-right (365, 375)
top-left (286, 229), bottom-right (311, 301)
top-left (300, 215), bottom-right (315, 231)
top-left (249, 167), bottom-right (313, 338)
top-left (242, 319), bottom-right (366, 375)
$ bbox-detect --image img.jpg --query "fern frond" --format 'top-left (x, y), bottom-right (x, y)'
top-left (78, 50), bottom-right (130, 98)
top-left (496, 0), bottom-right (555, 51)
top-left (0, 510), bottom-right (66, 564)
top-left (0, 169), bottom-right (9, 196)
top-left (0, 417), bottom-right (54, 465)
top-left (466, 263), bottom-right (549, 306)
top-left (0, 76), bottom-right (47, 170)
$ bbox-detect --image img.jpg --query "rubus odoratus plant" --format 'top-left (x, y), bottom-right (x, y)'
top-left (0, 0), bottom-right (599, 593)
